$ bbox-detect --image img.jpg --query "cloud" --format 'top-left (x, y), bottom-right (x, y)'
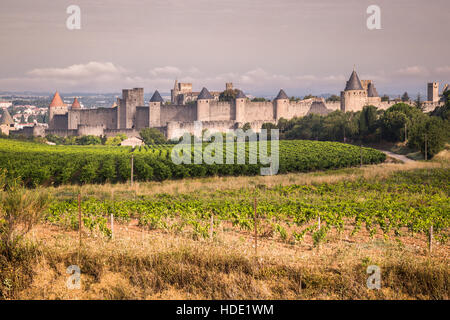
top-left (28, 62), bottom-right (127, 80)
top-left (435, 66), bottom-right (450, 75)
top-left (149, 66), bottom-right (181, 77)
top-left (394, 66), bottom-right (429, 77)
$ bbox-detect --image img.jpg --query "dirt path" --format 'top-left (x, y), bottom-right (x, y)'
top-left (380, 150), bottom-right (415, 163)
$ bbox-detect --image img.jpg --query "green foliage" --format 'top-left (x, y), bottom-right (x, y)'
top-left (219, 89), bottom-right (239, 102)
top-left (401, 92), bottom-right (410, 102)
top-left (251, 97), bottom-right (267, 102)
top-left (407, 116), bottom-right (449, 158)
top-left (45, 169), bottom-right (449, 244)
top-left (140, 128), bottom-right (167, 145)
top-left (326, 95), bottom-right (341, 102)
top-left (105, 134), bottom-right (127, 146)
top-left (0, 138), bottom-right (386, 187)
top-left (0, 177), bottom-right (50, 256)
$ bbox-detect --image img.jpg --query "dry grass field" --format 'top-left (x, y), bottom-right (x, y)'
top-left (1, 152), bottom-right (449, 300)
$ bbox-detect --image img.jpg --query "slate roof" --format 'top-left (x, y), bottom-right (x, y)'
top-left (275, 89), bottom-right (289, 100)
top-left (307, 101), bottom-right (332, 116)
top-left (236, 90), bottom-right (246, 99)
top-left (367, 82), bottom-right (379, 97)
top-left (150, 90), bottom-right (164, 103)
top-left (0, 108), bottom-right (14, 125)
top-left (198, 87), bottom-right (213, 100)
top-left (345, 71), bottom-right (364, 91)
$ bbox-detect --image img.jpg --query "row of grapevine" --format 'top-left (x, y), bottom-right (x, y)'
top-left (0, 138), bottom-right (386, 187)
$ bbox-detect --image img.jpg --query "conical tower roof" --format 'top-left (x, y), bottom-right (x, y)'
top-left (71, 97), bottom-right (81, 109)
top-left (198, 87), bottom-right (213, 100)
top-left (150, 90), bottom-right (164, 103)
top-left (0, 108), bottom-right (14, 125)
top-left (367, 82), bottom-right (379, 97)
top-left (49, 91), bottom-right (66, 108)
top-left (236, 90), bottom-right (246, 99)
top-left (345, 71), bottom-right (363, 91)
top-left (275, 89), bottom-right (289, 100)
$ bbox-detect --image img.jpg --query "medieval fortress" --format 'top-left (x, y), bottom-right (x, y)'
top-left (3, 70), bottom-right (446, 139)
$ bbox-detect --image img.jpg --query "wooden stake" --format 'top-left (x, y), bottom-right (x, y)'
top-left (209, 214), bottom-right (214, 240)
top-left (110, 213), bottom-right (114, 240)
top-left (78, 193), bottom-right (82, 247)
top-left (131, 154), bottom-right (134, 186)
top-left (318, 215), bottom-right (321, 230)
top-left (254, 197), bottom-right (258, 258)
top-left (429, 225), bottom-right (433, 254)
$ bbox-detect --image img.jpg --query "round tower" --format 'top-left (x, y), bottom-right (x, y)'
top-left (235, 90), bottom-right (246, 123)
top-left (196, 87), bottom-right (212, 121)
top-left (275, 89), bottom-right (289, 121)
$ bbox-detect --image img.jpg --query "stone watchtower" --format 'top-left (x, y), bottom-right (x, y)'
top-left (118, 88), bottom-right (144, 129)
top-left (340, 70), bottom-right (367, 112)
top-left (275, 89), bottom-right (290, 121)
top-left (428, 82), bottom-right (439, 102)
top-left (48, 91), bottom-right (68, 127)
top-left (149, 90), bottom-right (163, 127)
top-left (196, 87), bottom-right (213, 121)
top-left (235, 90), bottom-right (247, 123)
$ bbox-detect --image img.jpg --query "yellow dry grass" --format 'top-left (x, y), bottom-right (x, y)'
top-left (11, 220), bottom-right (449, 300)
top-left (51, 160), bottom-right (444, 200)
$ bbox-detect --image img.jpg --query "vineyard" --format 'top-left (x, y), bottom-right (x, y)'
top-left (0, 138), bottom-right (385, 187)
top-left (46, 168), bottom-right (449, 248)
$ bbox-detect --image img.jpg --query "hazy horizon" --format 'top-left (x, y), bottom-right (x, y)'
top-left (1, 0), bottom-right (449, 96)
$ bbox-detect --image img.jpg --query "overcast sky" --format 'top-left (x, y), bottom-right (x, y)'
top-left (0, 0), bottom-right (449, 96)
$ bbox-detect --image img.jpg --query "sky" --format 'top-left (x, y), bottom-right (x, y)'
top-left (0, 0), bottom-right (449, 96)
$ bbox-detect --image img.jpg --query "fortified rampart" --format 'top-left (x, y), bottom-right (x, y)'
top-left (39, 71), bottom-right (445, 140)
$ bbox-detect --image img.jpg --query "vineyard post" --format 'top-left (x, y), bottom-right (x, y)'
top-left (111, 190), bottom-right (114, 239)
top-left (429, 225), bottom-right (433, 254)
top-left (209, 213), bottom-right (214, 240)
top-left (110, 213), bottom-right (114, 240)
top-left (78, 193), bottom-right (82, 247)
top-left (254, 197), bottom-right (258, 259)
top-left (131, 154), bottom-right (134, 186)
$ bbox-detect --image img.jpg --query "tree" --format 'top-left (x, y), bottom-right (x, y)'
top-left (241, 123), bottom-right (252, 131)
top-left (19, 115), bottom-right (26, 124)
top-left (140, 128), bottom-right (167, 145)
top-left (381, 103), bottom-right (423, 142)
top-left (415, 93), bottom-right (423, 111)
top-left (303, 94), bottom-right (316, 100)
top-left (105, 134), bottom-right (127, 146)
top-left (401, 92), bottom-right (410, 102)
top-left (407, 116), bottom-right (448, 159)
top-left (326, 95), bottom-right (341, 102)
top-left (358, 105), bottom-right (380, 141)
top-left (75, 135), bottom-right (102, 145)
top-left (251, 97), bottom-right (267, 102)
top-left (381, 95), bottom-right (390, 102)
top-left (219, 89), bottom-right (239, 102)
